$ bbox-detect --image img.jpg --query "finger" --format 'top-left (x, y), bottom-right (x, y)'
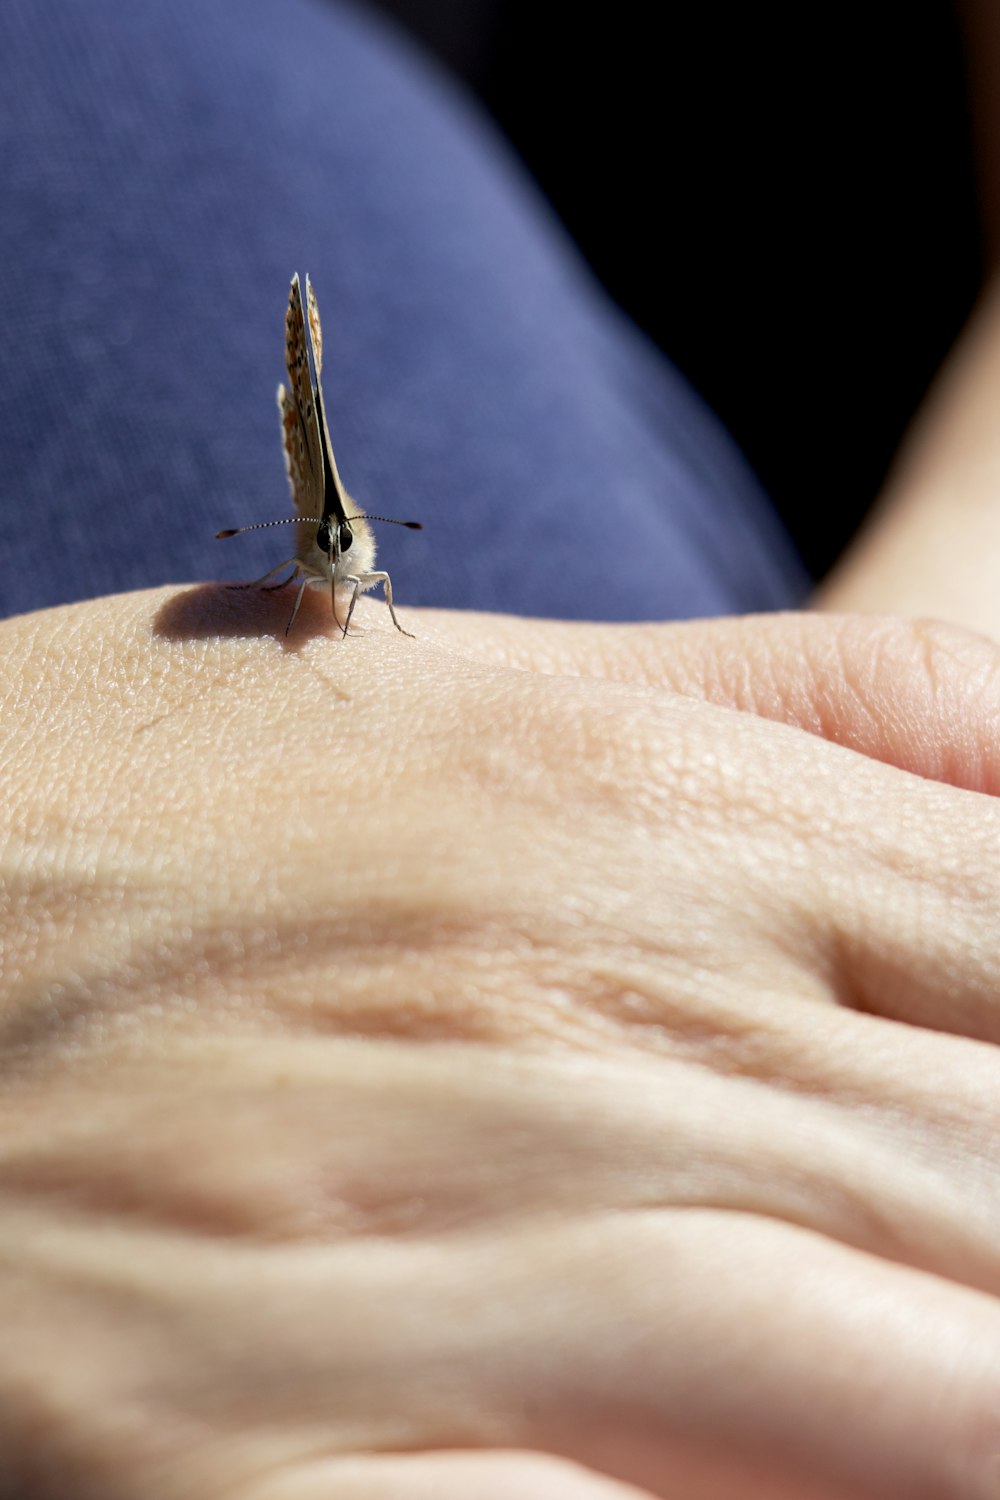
top-left (418, 608), bottom-right (1000, 795)
top-left (6, 1043), bottom-right (1000, 1500)
top-left (360, 1212), bottom-right (1000, 1500)
top-left (142, 1210), bottom-right (1000, 1500)
top-left (4, 1020), bottom-right (1000, 1331)
top-left (232, 1451), bottom-right (660, 1500)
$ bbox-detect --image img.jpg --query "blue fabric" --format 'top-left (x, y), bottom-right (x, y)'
top-left (0, 0), bottom-right (807, 622)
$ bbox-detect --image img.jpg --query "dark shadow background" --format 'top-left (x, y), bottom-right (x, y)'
top-left (368, 0), bottom-right (982, 582)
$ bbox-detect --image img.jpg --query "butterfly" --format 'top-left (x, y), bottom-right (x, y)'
top-left (217, 273), bottom-right (421, 636)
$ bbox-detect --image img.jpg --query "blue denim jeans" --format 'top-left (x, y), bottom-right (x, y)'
top-left (0, 0), bottom-right (807, 621)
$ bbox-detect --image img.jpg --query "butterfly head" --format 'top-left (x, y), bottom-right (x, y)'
top-left (314, 511), bottom-right (377, 583)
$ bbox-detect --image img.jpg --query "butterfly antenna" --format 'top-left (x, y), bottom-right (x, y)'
top-left (346, 514), bottom-right (423, 531)
top-left (216, 518), bottom-right (311, 539)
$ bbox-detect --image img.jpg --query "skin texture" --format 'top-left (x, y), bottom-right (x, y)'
top-left (6, 587), bottom-right (1000, 1499)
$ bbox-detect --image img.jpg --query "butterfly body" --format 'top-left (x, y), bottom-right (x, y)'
top-left (218, 273), bottom-right (420, 636)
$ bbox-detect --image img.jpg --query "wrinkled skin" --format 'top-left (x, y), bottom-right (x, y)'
top-left (4, 586), bottom-right (1000, 1500)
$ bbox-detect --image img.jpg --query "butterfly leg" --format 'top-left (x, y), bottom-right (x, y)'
top-left (341, 576), bottom-right (361, 636)
top-left (228, 558), bottom-right (300, 591)
top-left (346, 572), bottom-right (414, 638)
top-left (284, 575), bottom-right (313, 637)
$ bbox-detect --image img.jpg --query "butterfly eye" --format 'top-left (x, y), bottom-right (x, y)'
top-left (315, 519), bottom-right (332, 555)
top-left (338, 522), bottom-right (354, 554)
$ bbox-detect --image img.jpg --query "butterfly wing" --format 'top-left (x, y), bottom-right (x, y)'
top-left (277, 274), bottom-right (324, 565)
top-left (306, 273), bottom-right (324, 379)
top-left (305, 273), bottom-right (355, 524)
top-left (304, 274), bottom-right (378, 581)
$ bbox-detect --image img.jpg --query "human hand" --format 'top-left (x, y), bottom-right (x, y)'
top-left (4, 589), bottom-right (1000, 1500)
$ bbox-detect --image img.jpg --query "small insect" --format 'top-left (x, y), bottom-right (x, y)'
top-left (217, 273), bottom-right (421, 636)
